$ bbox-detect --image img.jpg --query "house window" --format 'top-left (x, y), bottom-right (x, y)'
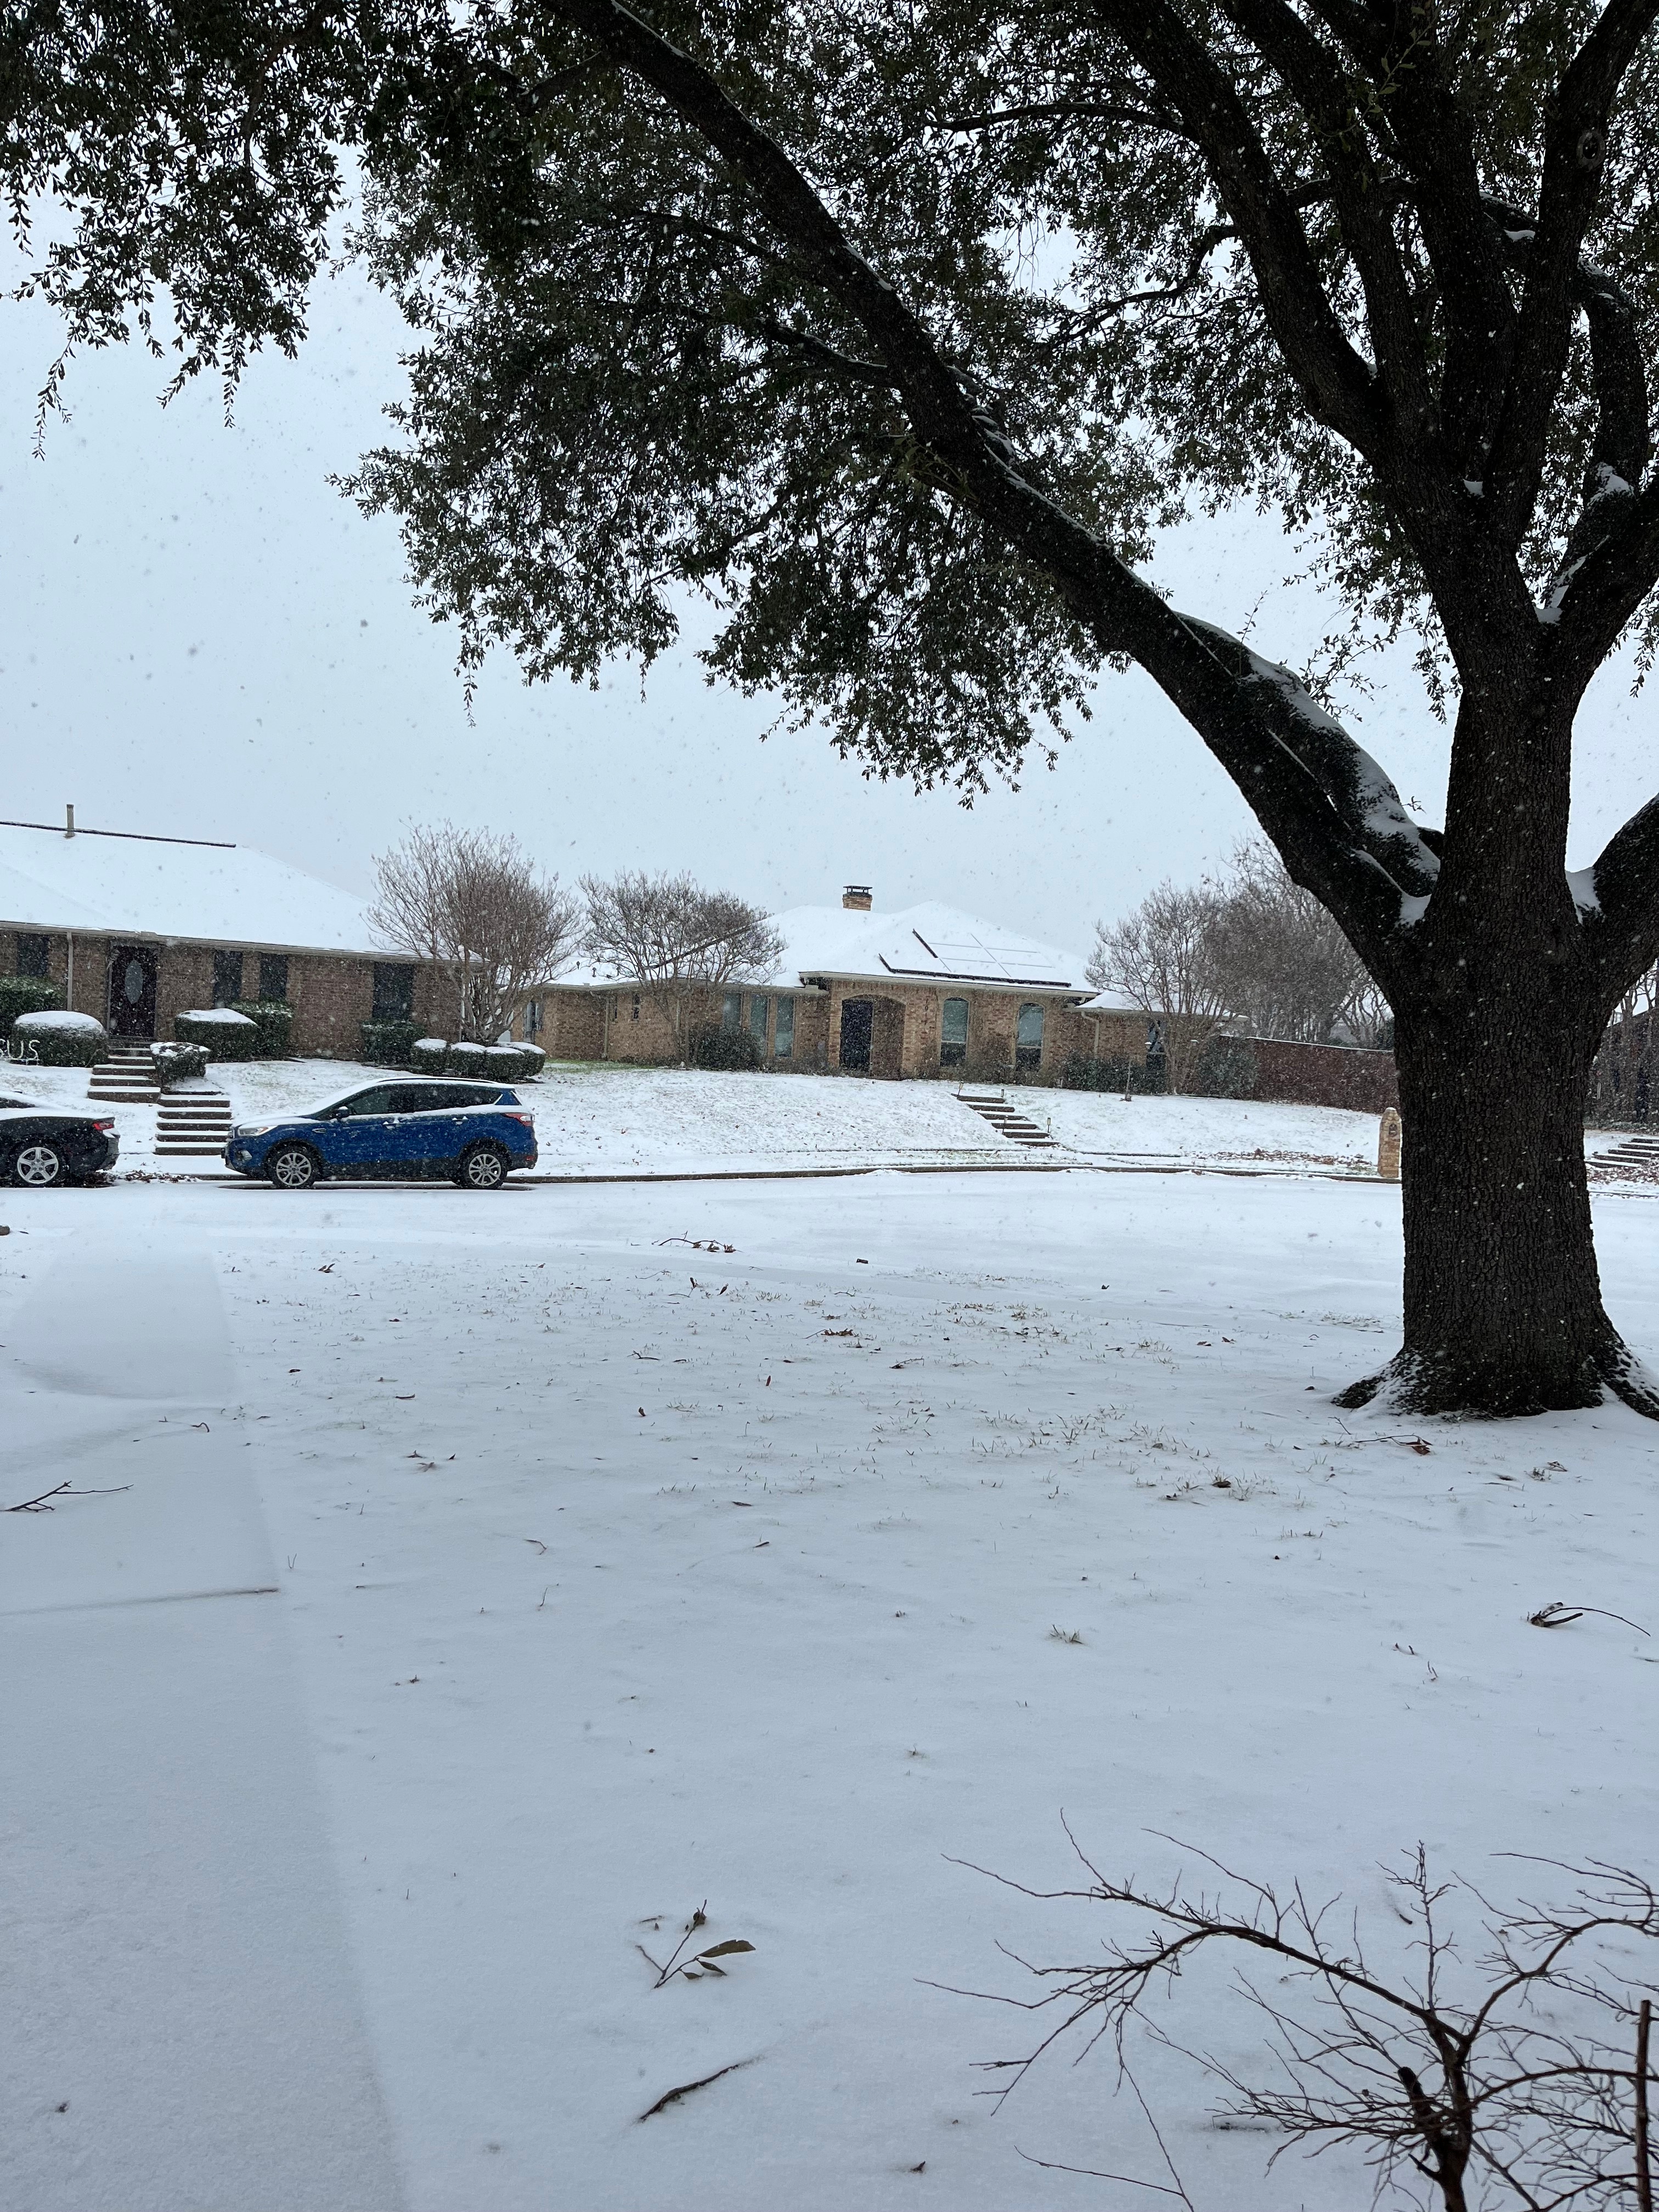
top-left (1015, 1002), bottom-right (1045, 1071)
top-left (212, 950), bottom-right (244, 1006)
top-left (721, 990), bottom-right (742, 1031)
top-left (372, 963), bottom-right (415, 1022)
top-left (631, 993), bottom-right (641, 1021)
top-left (524, 998), bottom-right (543, 1037)
top-left (748, 995), bottom-right (769, 1046)
top-left (15, 934), bottom-right (49, 979)
top-left (774, 997), bottom-right (795, 1059)
top-left (940, 996), bottom-right (969, 1068)
top-left (257, 953), bottom-right (289, 1002)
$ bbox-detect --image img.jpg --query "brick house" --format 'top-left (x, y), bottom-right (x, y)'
top-left (0, 812), bottom-right (439, 1054)
top-left (517, 885), bottom-right (1149, 1081)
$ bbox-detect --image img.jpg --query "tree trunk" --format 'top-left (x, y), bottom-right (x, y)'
top-left (1337, 992), bottom-right (1655, 1417)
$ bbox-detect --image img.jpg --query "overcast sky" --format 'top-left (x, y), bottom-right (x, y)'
top-left (1, 262), bottom-right (1652, 957)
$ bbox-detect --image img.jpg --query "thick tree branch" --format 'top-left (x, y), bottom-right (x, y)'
top-left (1488, 0), bottom-right (1659, 533)
top-left (1084, 0), bottom-right (1386, 462)
top-left (1583, 788), bottom-right (1659, 1002)
top-left (1211, 0), bottom-right (1434, 445)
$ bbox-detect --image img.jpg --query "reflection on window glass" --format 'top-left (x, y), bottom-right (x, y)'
top-left (721, 991), bottom-right (742, 1031)
top-left (524, 998), bottom-right (543, 1036)
top-left (940, 996), bottom-right (969, 1067)
top-left (749, 995), bottom-right (769, 1043)
top-left (1015, 1002), bottom-right (1044, 1070)
top-left (774, 997), bottom-right (795, 1058)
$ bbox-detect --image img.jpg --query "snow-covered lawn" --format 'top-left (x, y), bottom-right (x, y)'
top-left (3, 1047), bottom-right (1651, 1183)
top-left (5, 1166), bottom-right (1659, 2211)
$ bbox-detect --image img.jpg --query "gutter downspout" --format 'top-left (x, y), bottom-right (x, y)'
top-left (66, 932), bottom-right (75, 1012)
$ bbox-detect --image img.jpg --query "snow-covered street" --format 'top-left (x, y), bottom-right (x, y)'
top-left (5, 1158), bottom-right (1659, 2210)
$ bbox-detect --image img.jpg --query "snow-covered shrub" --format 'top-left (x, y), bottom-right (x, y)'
top-left (13, 1009), bottom-right (105, 1066)
top-left (410, 1037), bottom-right (448, 1074)
top-left (152, 1041), bottom-right (210, 1088)
top-left (690, 1024), bottom-right (760, 1071)
top-left (481, 1044), bottom-right (543, 1080)
top-left (0, 977), bottom-right (61, 1036)
top-left (445, 1041), bottom-right (487, 1076)
top-left (360, 1019), bottom-right (419, 1066)
top-left (176, 1008), bottom-right (260, 1059)
top-left (226, 999), bottom-right (293, 1058)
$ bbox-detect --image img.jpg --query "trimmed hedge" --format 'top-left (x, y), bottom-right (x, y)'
top-left (227, 999), bottom-right (293, 1058)
top-left (0, 977), bottom-right (62, 1036)
top-left (176, 1009), bottom-right (260, 1060)
top-left (360, 1019), bottom-right (420, 1066)
top-left (152, 1041), bottom-right (210, 1088)
top-left (410, 1037), bottom-right (448, 1074)
top-left (690, 1024), bottom-right (761, 1071)
top-left (445, 1040), bottom-right (487, 1077)
top-left (12, 1012), bottom-right (105, 1067)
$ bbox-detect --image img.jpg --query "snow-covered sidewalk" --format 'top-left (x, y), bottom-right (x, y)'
top-left (4, 1169), bottom-right (1659, 2210)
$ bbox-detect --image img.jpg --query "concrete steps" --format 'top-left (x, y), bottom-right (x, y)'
top-left (956, 1090), bottom-right (1060, 1148)
top-left (1597, 1133), bottom-right (1659, 1171)
top-left (155, 1089), bottom-right (233, 1159)
top-left (89, 1043), bottom-right (161, 1104)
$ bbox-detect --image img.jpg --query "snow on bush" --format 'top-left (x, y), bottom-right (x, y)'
top-left (14, 1010), bottom-right (105, 1034)
top-left (180, 1007), bottom-right (257, 1025)
top-left (12, 1008), bottom-right (106, 1066)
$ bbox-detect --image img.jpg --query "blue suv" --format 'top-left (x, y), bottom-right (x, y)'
top-left (225, 1079), bottom-right (538, 1189)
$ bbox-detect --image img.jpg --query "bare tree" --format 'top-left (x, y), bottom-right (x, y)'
top-left (579, 871), bottom-right (785, 1056)
top-left (1087, 883), bottom-right (1230, 1095)
top-left (368, 825), bottom-right (580, 1041)
top-left (1207, 842), bottom-right (1393, 1049)
top-left (953, 1832), bottom-right (1659, 2212)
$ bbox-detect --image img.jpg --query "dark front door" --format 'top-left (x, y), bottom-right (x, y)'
top-left (839, 997), bottom-right (873, 1072)
top-left (108, 945), bottom-right (159, 1039)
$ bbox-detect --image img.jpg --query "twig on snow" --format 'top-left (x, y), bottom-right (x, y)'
top-left (637, 2057), bottom-right (753, 2120)
top-left (5, 1480), bottom-right (132, 1513)
top-left (1529, 1601), bottom-right (1650, 1635)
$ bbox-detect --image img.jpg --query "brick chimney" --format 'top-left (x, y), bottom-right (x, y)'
top-left (842, 884), bottom-right (873, 911)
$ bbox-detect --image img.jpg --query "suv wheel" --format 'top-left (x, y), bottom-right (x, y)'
top-left (267, 1143), bottom-right (321, 1189)
top-left (12, 1142), bottom-right (65, 1187)
top-left (456, 1143), bottom-right (508, 1190)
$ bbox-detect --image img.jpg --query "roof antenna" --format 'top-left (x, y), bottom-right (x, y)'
top-left (65, 802), bottom-right (75, 838)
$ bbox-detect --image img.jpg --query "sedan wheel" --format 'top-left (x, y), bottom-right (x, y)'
top-left (267, 1144), bottom-right (320, 1189)
top-left (458, 1145), bottom-right (507, 1190)
top-left (13, 1143), bottom-right (65, 1187)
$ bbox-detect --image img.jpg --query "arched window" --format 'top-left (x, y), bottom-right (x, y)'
top-left (1015, 1002), bottom-right (1045, 1071)
top-left (940, 996), bottom-right (969, 1068)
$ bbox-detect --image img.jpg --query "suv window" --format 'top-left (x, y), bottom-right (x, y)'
top-left (328, 1086), bottom-right (397, 1118)
top-left (387, 1084), bottom-right (447, 1114)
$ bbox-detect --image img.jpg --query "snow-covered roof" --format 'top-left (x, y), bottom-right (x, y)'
top-left (0, 819), bottom-right (398, 958)
top-left (573, 898), bottom-right (1138, 1001)
top-left (766, 901), bottom-right (1093, 992)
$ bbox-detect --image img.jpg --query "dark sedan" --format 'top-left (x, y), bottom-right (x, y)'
top-left (0, 1097), bottom-right (120, 1186)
